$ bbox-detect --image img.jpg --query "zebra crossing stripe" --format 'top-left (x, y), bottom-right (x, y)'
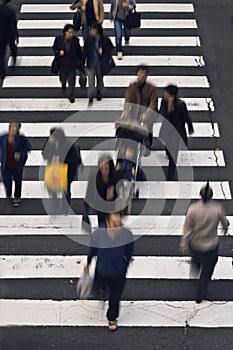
top-left (0, 181), bottom-right (230, 199)
top-left (2, 75), bottom-right (210, 88)
top-left (0, 299), bottom-right (232, 327)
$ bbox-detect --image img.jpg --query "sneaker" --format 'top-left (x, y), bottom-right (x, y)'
top-left (88, 98), bottom-right (93, 107)
top-left (69, 98), bottom-right (75, 103)
top-left (117, 52), bottom-right (123, 60)
top-left (13, 198), bottom-right (21, 207)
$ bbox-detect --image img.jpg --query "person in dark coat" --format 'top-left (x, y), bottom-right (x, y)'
top-left (159, 84), bottom-right (194, 181)
top-left (52, 24), bottom-right (83, 103)
top-left (85, 211), bottom-right (134, 331)
top-left (0, 119), bottom-right (31, 207)
top-left (0, 0), bottom-right (19, 80)
top-left (82, 23), bottom-right (114, 106)
top-left (42, 128), bottom-right (79, 215)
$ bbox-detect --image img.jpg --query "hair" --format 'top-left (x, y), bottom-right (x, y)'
top-left (63, 24), bottom-right (75, 34)
top-left (164, 84), bottom-right (179, 99)
top-left (105, 211), bottom-right (122, 222)
top-left (137, 65), bottom-right (149, 75)
top-left (200, 180), bottom-right (213, 202)
top-left (9, 119), bottom-right (21, 130)
top-left (90, 22), bottom-right (103, 36)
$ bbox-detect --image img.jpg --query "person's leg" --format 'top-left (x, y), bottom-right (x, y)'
top-left (82, 24), bottom-right (90, 41)
top-left (114, 18), bottom-right (123, 54)
top-left (196, 246), bottom-right (219, 302)
top-left (67, 70), bottom-right (76, 102)
top-left (106, 276), bottom-right (126, 322)
top-left (1, 167), bottom-right (13, 198)
top-left (96, 63), bottom-right (104, 100)
top-left (167, 147), bottom-right (178, 181)
top-left (12, 166), bottom-right (23, 199)
top-left (59, 70), bottom-right (67, 90)
top-left (87, 66), bottom-right (96, 100)
top-left (63, 179), bottom-right (71, 214)
top-left (0, 41), bottom-right (7, 79)
top-left (123, 20), bottom-right (131, 42)
top-left (9, 40), bottom-right (17, 65)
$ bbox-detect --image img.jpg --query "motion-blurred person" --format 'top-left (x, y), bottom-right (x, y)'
top-left (85, 211), bottom-right (134, 331)
top-left (110, 0), bottom-right (136, 60)
top-left (42, 128), bottom-right (79, 215)
top-left (121, 65), bottom-right (158, 150)
top-left (159, 84), bottom-right (194, 181)
top-left (70, 0), bottom-right (104, 40)
top-left (180, 182), bottom-right (229, 303)
top-left (0, 0), bottom-right (19, 80)
top-left (0, 120), bottom-right (31, 207)
top-left (52, 24), bottom-right (83, 103)
top-left (82, 23), bottom-right (114, 106)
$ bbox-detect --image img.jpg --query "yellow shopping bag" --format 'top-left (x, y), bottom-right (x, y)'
top-left (44, 163), bottom-right (68, 193)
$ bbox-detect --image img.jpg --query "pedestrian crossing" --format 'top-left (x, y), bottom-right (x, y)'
top-left (0, 0), bottom-right (232, 346)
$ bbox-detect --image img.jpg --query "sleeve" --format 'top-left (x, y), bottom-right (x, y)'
top-left (18, 136), bottom-right (31, 164)
top-left (144, 85), bottom-right (159, 121)
top-left (123, 84), bottom-right (134, 114)
top-left (70, 0), bottom-right (82, 10)
top-left (98, 0), bottom-right (104, 23)
top-left (180, 206), bottom-right (194, 250)
top-left (182, 101), bottom-right (194, 134)
top-left (129, 0), bottom-right (136, 11)
top-left (76, 38), bottom-right (84, 71)
top-left (52, 37), bottom-right (59, 56)
top-left (219, 206), bottom-right (230, 232)
top-left (124, 235), bottom-right (134, 267)
top-left (110, 0), bottom-right (114, 18)
top-left (10, 10), bottom-right (18, 40)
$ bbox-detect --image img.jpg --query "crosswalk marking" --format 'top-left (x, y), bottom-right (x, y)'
top-left (0, 181), bottom-right (230, 199)
top-left (20, 4), bottom-right (195, 13)
top-left (17, 19), bottom-right (198, 30)
top-left (0, 122), bottom-right (218, 137)
top-left (26, 150), bottom-right (225, 167)
top-left (18, 36), bottom-right (201, 47)
top-left (9, 55), bottom-right (206, 67)
top-left (0, 300), bottom-right (232, 327)
top-left (0, 215), bottom-right (232, 235)
top-left (3, 75), bottom-right (210, 88)
top-left (0, 256), bottom-right (231, 279)
top-left (0, 98), bottom-right (215, 111)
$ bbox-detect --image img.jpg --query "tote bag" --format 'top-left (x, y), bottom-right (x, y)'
top-left (44, 162), bottom-right (68, 193)
top-left (126, 10), bottom-right (141, 29)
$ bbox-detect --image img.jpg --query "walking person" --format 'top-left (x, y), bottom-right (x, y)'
top-left (42, 128), bottom-right (79, 215)
top-left (110, 0), bottom-right (136, 60)
top-left (0, 120), bottom-right (31, 207)
top-left (159, 84), bottom-right (194, 181)
top-left (85, 211), bottom-right (134, 331)
top-left (180, 182), bottom-right (229, 303)
top-left (0, 0), bottom-right (19, 80)
top-left (82, 23), bottom-right (114, 106)
top-left (70, 0), bottom-right (104, 41)
top-left (121, 65), bottom-right (158, 151)
top-left (52, 24), bottom-right (83, 103)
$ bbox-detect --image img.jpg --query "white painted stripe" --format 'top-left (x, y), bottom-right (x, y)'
top-left (25, 150), bottom-right (225, 167)
top-left (9, 55), bottom-right (206, 67)
top-left (21, 4), bottom-right (195, 13)
top-left (0, 122), bottom-right (219, 138)
top-left (0, 98), bottom-right (214, 111)
top-left (0, 215), bottom-right (232, 236)
top-left (0, 299), bottom-right (233, 327)
top-left (0, 256), bottom-right (231, 280)
top-left (17, 19), bottom-right (198, 30)
top-left (0, 181), bottom-right (230, 199)
top-left (3, 75), bottom-right (210, 88)
top-left (18, 36), bottom-right (201, 47)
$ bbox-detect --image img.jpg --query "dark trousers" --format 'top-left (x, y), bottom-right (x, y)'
top-left (87, 63), bottom-right (104, 99)
top-left (0, 41), bottom-right (7, 78)
top-left (9, 40), bottom-right (17, 64)
top-left (1, 166), bottom-right (23, 198)
top-left (48, 179), bottom-right (72, 214)
top-left (190, 244), bottom-right (219, 300)
top-left (59, 70), bottom-right (76, 99)
top-left (94, 272), bottom-right (126, 321)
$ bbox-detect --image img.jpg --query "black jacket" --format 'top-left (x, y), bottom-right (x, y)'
top-left (52, 35), bottom-right (83, 73)
top-left (0, 4), bottom-right (18, 43)
top-left (82, 34), bottom-right (113, 69)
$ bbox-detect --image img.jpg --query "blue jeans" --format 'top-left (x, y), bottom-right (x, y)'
top-left (114, 17), bottom-right (131, 53)
top-left (82, 24), bottom-right (90, 41)
top-left (1, 166), bottom-right (23, 198)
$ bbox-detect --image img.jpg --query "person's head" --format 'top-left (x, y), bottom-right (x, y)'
top-left (49, 127), bottom-right (66, 144)
top-left (63, 24), bottom-right (75, 40)
top-left (200, 181), bottom-right (213, 202)
top-left (9, 119), bottom-right (21, 137)
top-left (164, 84), bottom-right (179, 103)
top-left (137, 65), bottom-right (149, 85)
top-left (105, 212), bottom-right (122, 229)
top-left (90, 23), bottom-right (103, 38)
top-left (98, 154), bottom-right (115, 177)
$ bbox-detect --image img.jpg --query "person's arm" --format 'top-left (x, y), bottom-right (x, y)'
top-left (141, 85), bottom-right (159, 123)
top-left (10, 9), bottom-right (19, 43)
top-left (124, 239), bottom-right (134, 268)
top-left (85, 234), bottom-right (97, 271)
top-left (110, 0), bottom-right (115, 20)
top-left (180, 207), bottom-right (194, 254)
top-left (98, 0), bottom-right (104, 23)
top-left (219, 206), bottom-right (230, 234)
top-left (52, 37), bottom-right (59, 56)
top-left (121, 84), bottom-right (133, 118)
top-left (181, 101), bottom-right (194, 135)
top-left (76, 38), bottom-right (84, 71)
top-left (70, 0), bottom-right (82, 10)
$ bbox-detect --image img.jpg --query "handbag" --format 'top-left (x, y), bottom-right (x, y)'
top-left (76, 270), bottom-right (94, 299)
top-left (44, 162), bottom-right (68, 193)
top-left (101, 55), bottom-right (115, 76)
top-left (79, 71), bottom-right (87, 88)
top-left (51, 56), bottom-right (59, 74)
top-left (126, 9), bottom-right (141, 29)
top-left (73, 9), bottom-right (82, 31)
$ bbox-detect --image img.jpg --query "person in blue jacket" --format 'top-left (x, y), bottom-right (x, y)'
top-left (0, 120), bottom-right (31, 207)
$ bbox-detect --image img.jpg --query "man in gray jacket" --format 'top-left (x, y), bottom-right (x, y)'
top-left (180, 182), bottom-right (229, 303)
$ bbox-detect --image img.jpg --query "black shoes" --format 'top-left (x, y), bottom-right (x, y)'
top-left (69, 98), bottom-right (75, 103)
top-left (88, 98), bottom-right (93, 107)
top-left (97, 91), bottom-right (102, 101)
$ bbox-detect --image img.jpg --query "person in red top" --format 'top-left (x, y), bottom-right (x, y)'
top-left (0, 120), bottom-right (31, 207)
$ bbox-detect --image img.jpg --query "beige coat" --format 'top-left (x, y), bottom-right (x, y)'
top-left (70, 0), bottom-right (104, 25)
top-left (181, 199), bottom-right (229, 252)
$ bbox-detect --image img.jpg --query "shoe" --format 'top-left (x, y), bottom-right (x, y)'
top-left (69, 98), bottom-right (75, 103)
top-left (13, 198), bottom-right (21, 207)
top-left (88, 98), bottom-right (93, 107)
top-left (125, 39), bottom-right (130, 45)
top-left (117, 52), bottom-right (123, 60)
top-left (97, 95), bottom-right (102, 101)
top-left (61, 84), bottom-right (66, 91)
